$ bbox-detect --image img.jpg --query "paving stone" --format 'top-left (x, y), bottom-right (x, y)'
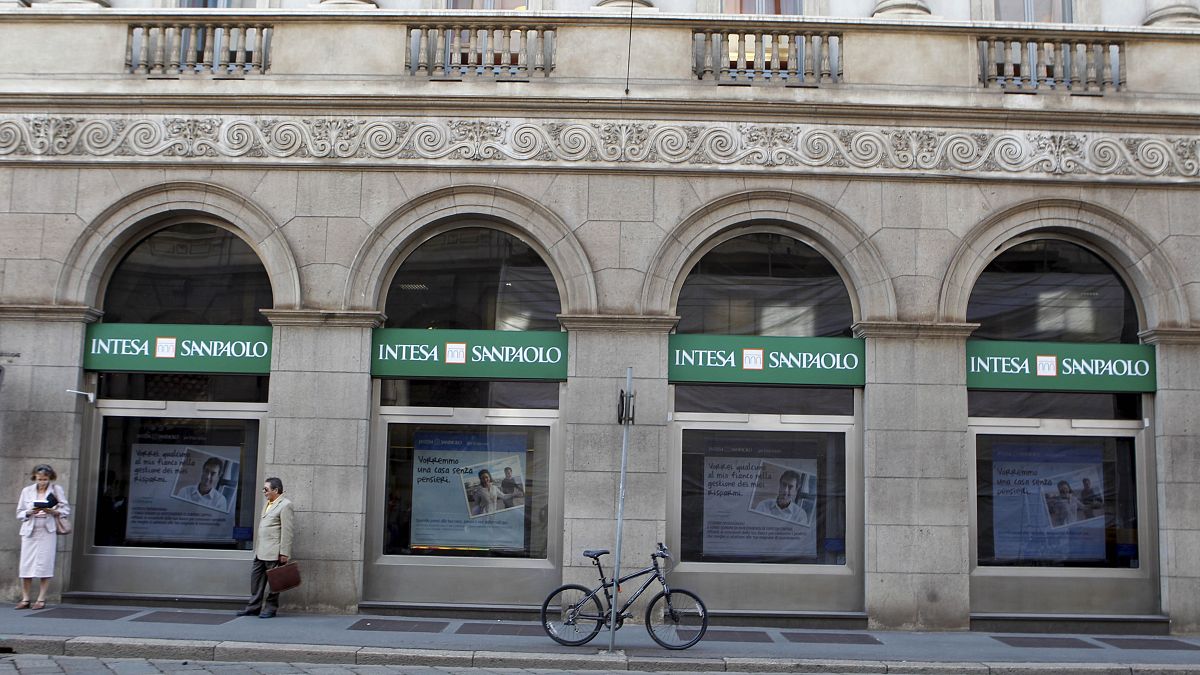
top-left (213, 645), bottom-right (357, 666)
top-left (472, 650), bottom-right (626, 670)
top-left (0, 636), bottom-right (68, 656)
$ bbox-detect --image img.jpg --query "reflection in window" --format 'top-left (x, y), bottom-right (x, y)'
top-left (681, 429), bottom-right (846, 564)
top-left (383, 423), bottom-right (549, 558)
top-left (967, 239), bottom-right (1138, 343)
top-left (103, 223), bottom-right (273, 326)
top-left (95, 417), bottom-right (259, 550)
top-left (722, 0), bottom-right (802, 14)
top-left (676, 231), bottom-right (853, 337)
top-left (994, 0), bottom-right (1071, 22)
top-left (384, 226), bottom-right (561, 331)
top-left (976, 434), bottom-right (1137, 568)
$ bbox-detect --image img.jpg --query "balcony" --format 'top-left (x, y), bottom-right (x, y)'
top-left (0, 9), bottom-right (1197, 115)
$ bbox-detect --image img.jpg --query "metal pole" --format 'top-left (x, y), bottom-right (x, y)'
top-left (608, 366), bottom-right (633, 652)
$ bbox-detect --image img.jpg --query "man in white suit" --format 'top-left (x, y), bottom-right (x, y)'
top-left (237, 476), bottom-right (293, 619)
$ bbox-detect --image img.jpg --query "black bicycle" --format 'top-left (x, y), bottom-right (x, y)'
top-left (540, 543), bottom-right (708, 650)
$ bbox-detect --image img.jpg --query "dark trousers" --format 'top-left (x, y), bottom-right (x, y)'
top-left (244, 558), bottom-right (281, 615)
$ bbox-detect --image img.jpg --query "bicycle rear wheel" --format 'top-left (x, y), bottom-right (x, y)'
top-left (645, 588), bottom-right (707, 650)
top-left (541, 583), bottom-right (605, 646)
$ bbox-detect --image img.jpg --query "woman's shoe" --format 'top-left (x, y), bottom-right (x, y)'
top-left (14, 600), bottom-right (31, 610)
top-left (30, 601), bottom-right (45, 610)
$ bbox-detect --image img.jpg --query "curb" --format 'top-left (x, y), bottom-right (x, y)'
top-left (4, 636), bottom-right (1200, 674)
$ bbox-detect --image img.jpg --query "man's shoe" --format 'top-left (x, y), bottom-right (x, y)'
top-left (235, 609), bottom-right (258, 617)
top-left (258, 611), bottom-right (276, 618)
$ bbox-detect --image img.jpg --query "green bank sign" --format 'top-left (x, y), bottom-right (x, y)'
top-left (372, 329), bottom-right (568, 380)
top-left (966, 340), bottom-right (1156, 392)
top-left (668, 334), bottom-right (865, 386)
top-left (84, 323), bottom-right (273, 374)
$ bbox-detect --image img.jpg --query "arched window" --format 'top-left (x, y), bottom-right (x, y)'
top-left (104, 222), bottom-right (273, 326)
top-left (676, 231), bottom-right (853, 337)
top-left (92, 222), bottom-right (272, 553)
top-left (967, 239), bottom-right (1138, 343)
top-left (384, 225), bottom-right (560, 331)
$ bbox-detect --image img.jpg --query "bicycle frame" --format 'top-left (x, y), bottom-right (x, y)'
top-left (585, 553), bottom-right (670, 623)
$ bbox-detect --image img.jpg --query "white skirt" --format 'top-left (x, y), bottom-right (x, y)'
top-left (19, 524), bottom-right (57, 579)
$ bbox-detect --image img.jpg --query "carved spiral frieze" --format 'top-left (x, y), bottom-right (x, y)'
top-left (1, 114), bottom-right (1199, 182)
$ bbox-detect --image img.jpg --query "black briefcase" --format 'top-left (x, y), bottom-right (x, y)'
top-left (266, 562), bottom-right (301, 593)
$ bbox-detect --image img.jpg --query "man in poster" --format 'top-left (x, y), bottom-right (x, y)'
top-left (174, 456), bottom-right (229, 513)
top-left (752, 469), bottom-right (811, 525)
top-left (237, 477), bottom-right (293, 619)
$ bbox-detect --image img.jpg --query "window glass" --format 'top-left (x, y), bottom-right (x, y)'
top-left (95, 417), bottom-right (259, 549)
top-left (976, 434), bottom-right (1137, 568)
top-left (384, 226), bottom-right (560, 331)
top-left (681, 429), bottom-right (846, 564)
top-left (98, 373), bottom-right (269, 404)
top-left (967, 240), bottom-right (1138, 343)
top-left (675, 384), bottom-right (852, 416)
top-left (384, 423), bottom-right (549, 558)
top-left (967, 391), bottom-right (1141, 420)
top-left (676, 231), bottom-right (853, 337)
top-left (447, 0), bottom-right (528, 9)
top-left (103, 223), bottom-right (273, 326)
top-left (381, 379), bottom-right (558, 409)
top-left (722, 0), bottom-right (802, 14)
top-left (994, 0), bottom-right (1070, 22)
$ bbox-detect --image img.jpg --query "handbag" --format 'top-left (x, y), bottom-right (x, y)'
top-left (266, 561), bottom-right (301, 593)
top-left (55, 514), bottom-right (72, 535)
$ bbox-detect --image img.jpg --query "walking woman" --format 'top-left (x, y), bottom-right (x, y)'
top-left (15, 464), bottom-right (70, 610)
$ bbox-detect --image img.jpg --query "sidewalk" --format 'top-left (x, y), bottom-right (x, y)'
top-left (2, 604), bottom-right (1199, 674)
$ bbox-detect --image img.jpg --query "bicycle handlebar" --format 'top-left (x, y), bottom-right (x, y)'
top-left (653, 542), bottom-right (670, 559)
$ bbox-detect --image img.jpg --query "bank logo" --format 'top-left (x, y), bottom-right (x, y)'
top-left (155, 337), bottom-right (177, 359)
top-left (446, 342), bottom-right (467, 364)
top-left (742, 348), bottom-right (764, 370)
top-left (1036, 354), bottom-right (1057, 377)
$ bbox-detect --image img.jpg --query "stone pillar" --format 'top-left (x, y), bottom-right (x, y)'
top-left (1140, 328), bottom-right (1200, 633)
top-left (557, 315), bottom-right (675, 592)
top-left (855, 321), bottom-right (977, 630)
top-left (0, 305), bottom-right (100, 603)
top-left (1144, 1), bottom-right (1200, 25)
top-left (872, 0), bottom-right (932, 17)
top-left (261, 310), bottom-right (382, 613)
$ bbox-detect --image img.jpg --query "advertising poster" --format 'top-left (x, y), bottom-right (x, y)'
top-left (702, 452), bottom-right (819, 559)
top-left (991, 443), bottom-right (1106, 562)
top-left (126, 444), bottom-right (241, 543)
top-left (411, 431), bottom-right (527, 551)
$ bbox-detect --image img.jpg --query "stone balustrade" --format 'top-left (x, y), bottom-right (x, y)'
top-left (126, 22), bottom-right (272, 76)
top-left (978, 35), bottom-right (1125, 94)
top-left (693, 30), bottom-right (841, 85)
top-left (406, 24), bottom-right (555, 80)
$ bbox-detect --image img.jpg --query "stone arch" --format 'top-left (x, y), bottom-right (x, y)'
top-left (939, 199), bottom-right (1190, 331)
top-left (56, 181), bottom-right (300, 310)
top-left (641, 190), bottom-right (897, 322)
top-left (344, 185), bottom-right (597, 315)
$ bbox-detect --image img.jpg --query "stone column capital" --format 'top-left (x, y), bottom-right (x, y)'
top-left (261, 309), bottom-right (385, 328)
top-left (0, 304), bottom-right (103, 323)
top-left (872, 0), bottom-right (932, 17)
top-left (1138, 327), bottom-right (1200, 345)
top-left (558, 314), bottom-right (679, 333)
top-left (853, 321), bottom-right (978, 340)
top-left (1144, 1), bottom-right (1200, 25)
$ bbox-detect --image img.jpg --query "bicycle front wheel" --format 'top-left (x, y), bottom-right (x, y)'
top-left (541, 583), bottom-right (605, 646)
top-left (645, 588), bottom-right (708, 650)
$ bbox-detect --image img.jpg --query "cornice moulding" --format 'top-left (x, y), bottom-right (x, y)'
top-left (0, 304), bottom-right (103, 322)
top-left (853, 321), bottom-right (980, 339)
top-left (558, 314), bottom-right (680, 332)
top-left (4, 114), bottom-right (1200, 184)
top-left (261, 309), bottom-right (385, 327)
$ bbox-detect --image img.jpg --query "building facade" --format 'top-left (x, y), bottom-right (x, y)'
top-left (2, 0), bottom-right (1200, 633)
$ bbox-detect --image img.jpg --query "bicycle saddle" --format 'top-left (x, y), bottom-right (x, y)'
top-left (583, 549), bottom-right (609, 559)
